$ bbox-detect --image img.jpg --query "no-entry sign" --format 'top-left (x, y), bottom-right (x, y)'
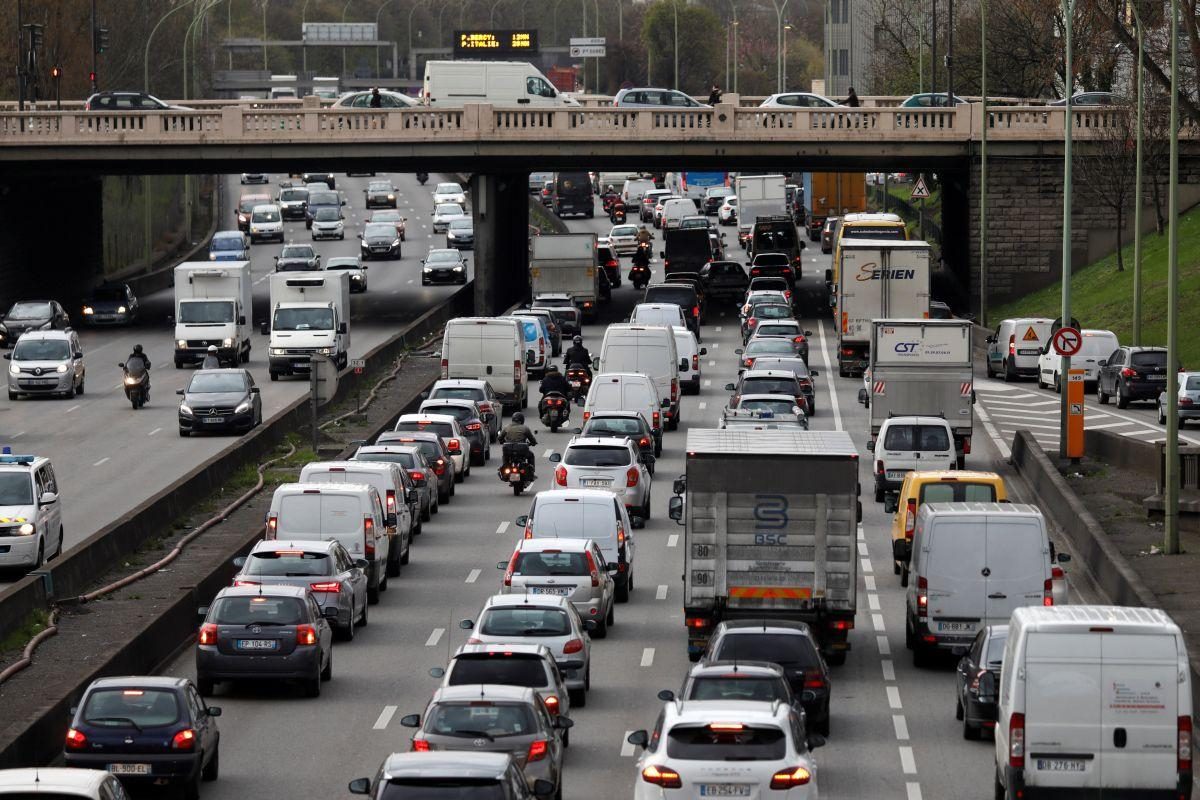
top-left (1052, 326), bottom-right (1082, 357)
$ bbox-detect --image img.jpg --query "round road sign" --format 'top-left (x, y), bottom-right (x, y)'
top-left (1052, 326), bottom-right (1082, 356)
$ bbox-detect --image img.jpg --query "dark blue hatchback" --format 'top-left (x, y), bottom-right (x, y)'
top-left (64, 675), bottom-right (221, 799)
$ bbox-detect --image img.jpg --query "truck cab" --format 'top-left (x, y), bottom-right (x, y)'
top-left (173, 261), bottom-right (253, 368)
top-left (265, 271), bottom-right (351, 380)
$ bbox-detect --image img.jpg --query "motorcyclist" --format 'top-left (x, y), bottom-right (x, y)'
top-left (635, 226), bottom-right (652, 245)
top-left (539, 364), bottom-right (571, 396)
top-left (498, 412), bottom-right (538, 448)
top-left (563, 336), bottom-right (591, 369)
top-left (124, 344), bottom-right (150, 400)
top-left (201, 345), bottom-right (221, 370)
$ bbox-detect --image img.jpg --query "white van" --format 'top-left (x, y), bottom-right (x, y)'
top-left (622, 178), bottom-right (657, 208)
top-left (1037, 328), bottom-right (1119, 391)
top-left (441, 317), bottom-right (527, 412)
top-left (661, 198), bottom-right (696, 231)
top-left (507, 314), bottom-right (550, 378)
top-left (995, 605), bottom-right (1192, 800)
top-left (986, 317), bottom-right (1054, 381)
top-left (583, 372), bottom-right (665, 455)
top-left (672, 326), bottom-right (705, 395)
top-left (596, 324), bottom-right (682, 430)
top-left (906, 503), bottom-right (1059, 666)
top-left (422, 60), bottom-right (579, 107)
top-left (299, 461), bottom-right (415, 579)
top-left (267, 482), bottom-right (389, 603)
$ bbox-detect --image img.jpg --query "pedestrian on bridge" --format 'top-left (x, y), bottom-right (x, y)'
top-left (844, 87), bottom-right (860, 107)
top-left (369, 88), bottom-right (382, 108)
top-left (707, 85), bottom-right (723, 105)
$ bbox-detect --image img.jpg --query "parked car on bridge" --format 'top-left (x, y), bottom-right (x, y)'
top-left (614, 88), bottom-right (710, 108)
top-left (759, 92), bottom-right (840, 108)
top-left (84, 91), bottom-right (191, 111)
top-left (331, 89), bottom-right (417, 108)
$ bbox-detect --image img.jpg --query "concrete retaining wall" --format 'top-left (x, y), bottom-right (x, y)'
top-left (1084, 428), bottom-right (1160, 475)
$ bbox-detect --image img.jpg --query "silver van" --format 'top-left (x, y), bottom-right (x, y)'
top-left (6, 329), bottom-right (85, 399)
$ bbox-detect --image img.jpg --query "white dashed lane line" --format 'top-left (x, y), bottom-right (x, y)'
top-left (620, 731), bottom-right (637, 757)
top-left (881, 659), bottom-right (895, 681)
top-left (656, 584), bottom-right (668, 600)
top-left (148, 427), bottom-right (161, 436)
top-left (899, 746), bottom-right (918, 775)
top-left (876, 635), bottom-right (891, 655)
top-left (465, 568), bottom-right (481, 583)
top-left (907, 783), bottom-right (924, 800)
top-left (892, 715), bottom-right (910, 740)
top-left (93, 457), bottom-right (110, 467)
top-left (667, 534), bottom-right (679, 548)
top-left (373, 706), bottom-right (397, 730)
top-left (887, 686), bottom-right (902, 709)
top-left (425, 628), bottom-right (444, 647)
top-left (640, 648), bottom-right (655, 667)
top-left (496, 521), bottom-right (509, 534)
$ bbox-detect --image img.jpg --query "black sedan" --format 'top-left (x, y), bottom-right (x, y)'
top-left (360, 222), bottom-right (403, 260)
top-left (1097, 345), bottom-right (1174, 407)
top-left (421, 248), bottom-right (468, 285)
top-left (178, 368), bottom-right (262, 436)
top-left (81, 283), bottom-right (139, 326)
top-left (274, 244), bottom-right (321, 272)
top-left (64, 675), bottom-right (220, 796)
top-left (364, 181), bottom-right (397, 208)
top-left (0, 300), bottom-right (71, 347)
top-left (955, 624), bottom-right (1007, 740)
top-left (698, 261), bottom-right (749, 304)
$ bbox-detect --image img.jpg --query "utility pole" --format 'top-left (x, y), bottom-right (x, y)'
top-left (17, 0), bottom-right (25, 111)
top-left (945, 0), bottom-right (954, 104)
top-left (1058, 0), bottom-right (1075, 461)
top-left (91, 0), bottom-right (98, 94)
top-left (673, 0), bottom-right (679, 92)
top-left (1164, 0), bottom-right (1181, 554)
top-left (1131, 2), bottom-right (1145, 345)
top-left (979, 0), bottom-right (987, 326)
top-left (930, 0), bottom-right (937, 99)
top-left (731, 8), bottom-right (738, 93)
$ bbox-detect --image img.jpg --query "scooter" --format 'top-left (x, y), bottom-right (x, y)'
top-left (609, 203), bottom-right (626, 224)
top-left (565, 364), bottom-right (591, 402)
top-left (416, 172), bottom-right (429, 185)
top-left (497, 442), bottom-right (536, 495)
top-left (539, 391), bottom-right (570, 432)
top-left (630, 243), bottom-right (652, 289)
top-left (119, 362), bottom-right (149, 409)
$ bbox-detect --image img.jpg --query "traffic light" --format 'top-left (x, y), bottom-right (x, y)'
top-left (95, 27), bottom-right (109, 54)
top-left (27, 24), bottom-right (44, 50)
top-left (51, 66), bottom-right (62, 80)
top-left (89, 71), bottom-right (97, 84)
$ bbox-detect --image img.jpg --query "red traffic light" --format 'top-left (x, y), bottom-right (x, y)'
top-left (51, 66), bottom-right (62, 79)
top-left (89, 71), bottom-right (96, 82)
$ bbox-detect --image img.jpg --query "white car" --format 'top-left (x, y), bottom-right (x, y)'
top-left (432, 182), bottom-right (467, 206)
top-left (0, 768), bottom-right (129, 799)
top-left (498, 537), bottom-right (617, 635)
top-left (0, 454), bottom-right (63, 570)
top-left (248, 203), bottom-right (284, 243)
top-left (463, 594), bottom-right (596, 706)
top-left (654, 195), bottom-right (683, 228)
top-left (718, 195), bottom-right (738, 225)
top-left (432, 203), bottom-right (466, 233)
top-left (759, 91), bottom-right (841, 108)
top-left (309, 207), bottom-right (345, 240)
top-left (1035, 328), bottom-right (1119, 392)
top-left (628, 699), bottom-right (821, 800)
top-left (549, 437), bottom-right (653, 518)
top-left (607, 224), bottom-right (640, 256)
top-left (871, 415), bottom-right (956, 501)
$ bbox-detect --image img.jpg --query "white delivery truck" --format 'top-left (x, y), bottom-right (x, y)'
top-left (266, 271), bottom-right (351, 380)
top-left (422, 61), bottom-right (580, 107)
top-left (733, 174), bottom-right (786, 248)
top-left (269, 74), bottom-right (299, 99)
top-left (867, 319), bottom-right (974, 467)
top-left (173, 261), bottom-right (253, 368)
top-left (529, 234), bottom-right (599, 321)
top-left (310, 76), bottom-right (339, 100)
top-left (668, 429), bottom-right (862, 665)
top-left (836, 239), bottom-right (931, 377)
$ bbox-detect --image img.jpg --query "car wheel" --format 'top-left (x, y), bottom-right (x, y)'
top-left (956, 697), bottom-right (965, 720)
top-left (606, 602), bottom-right (615, 627)
top-left (179, 429), bottom-right (190, 437)
top-left (359, 599), bottom-right (369, 626)
top-left (995, 773), bottom-right (1007, 800)
top-left (321, 648), bottom-right (333, 681)
top-left (7, 391), bottom-right (15, 401)
top-left (197, 677), bottom-right (214, 697)
top-left (985, 360), bottom-right (995, 379)
top-left (52, 529), bottom-right (63, 559)
top-left (304, 671), bottom-right (322, 698)
top-left (182, 771), bottom-right (202, 800)
top-left (641, 493), bottom-right (651, 520)
top-left (615, 578), bottom-right (630, 604)
top-left (874, 482), bottom-right (884, 503)
top-left (340, 607), bottom-right (356, 641)
top-left (1117, 386), bottom-right (1130, 409)
top-left (201, 745), bottom-right (220, 781)
top-left (76, 377), bottom-right (84, 395)
top-left (387, 550), bottom-right (402, 577)
top-left (421, 503), bottom-right (432, 522)
top-left (824, 650), bottom-right (846, 667)
top-left (1054, 373), bottom-right (1062, 394)
top-left (1003, 359), bottom-right (1016, 383)
top-left (816, 709), bottom-right (830, 737)
top-left (1098, 380), bottom-right (1109, 404)
top-left (593, 614), bottom-right (608, 639)
top-left (33, 540), bottom-right (43, 568)
top-left (400, 540), bottom-right (410, 565)
top-left (367, 579), bottom-right (380, 605)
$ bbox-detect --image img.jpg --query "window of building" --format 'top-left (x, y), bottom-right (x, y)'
top-left (839, 49), bottom-right (849, 76)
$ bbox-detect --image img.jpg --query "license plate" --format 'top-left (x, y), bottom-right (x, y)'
top-left (509, 473), bottom-right (522, 482)
top-left (570, 381), bottom-right (581, 388)
top-left (885, 470), bottom-right (907, 480)
top-left (202, 417), bottom-right (226, 424)
top-left (237, 639), bottom-right (278, 650)
top-left (26, 379), bottom-right (56, 385)
top-left (1150, 374), bottom-right (1167, 381)
top-left (108, 764), bottom-right (151, 776)
top-left (530, 587), bottom-right (571, 596)
top-left (1018, 349), bottom-right (1041, 355)
top-left (935, 621), bottom-right (977, 633)
top-left (699, 785), bottom-right (751, 797)
top-left (94, 314), bottom-right (117, 320)
top-left (1036, 758), bottom-right (1086, 772)
top-left (581, 479), bottom-right (611, 488)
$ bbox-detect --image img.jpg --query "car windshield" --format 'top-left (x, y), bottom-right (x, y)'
top-left (314, 208), bottom-right (340, 221)
top-left (480, 607), bottom-right (571, 637)
top-left (513, 550), bottom-right (588, 576)
top-left (666, 724), bottom-right (787, 761)
top-left (369, 183), bottom-right (393, 192)
top-left (747, 340), bottom-right (796, 356)
top-left (211, 236), bottom-right (243, 251)
top-left (273, 307), bottom-right (334, 331)
top-left (884, 424), bottom-right (951, 451)
top-left (309, 191), bottom-right (338, 206)
top-left (688, 676), bottom-right (785, 703)
top-left (741, 379), bottom-right (799, 396)
top-left (1187, 376), bottom-right (1200, 390)
top-left (187, 373), bottom-right (247, 393)
top-left (716, 633), bottom-right (821, 668)
top-left (449, 218), bottom-right (473, 231)
top-left (281, 246), bottom-right (314, 259)
top-left (1132, 350), bottom-right (1167, 367)
top-left (178, 301), bottom-right (234, 324)
top-left (83, 689), bottom-right (180, 728)
top-left (354, 450), bottom-right (417, 468)
top-left (0, 473), bottom-right (33, 505)
top-left (378, 781), bottom-right (507, 800)
top-left (754, 305), bottom-right (793, 320)
top-left (89, 287), bottom-right (127, 301)
top-left (7, 302), bottom-right (51, 320)
top-left (531, 500), bottom-right (614, 538)
top-left (239, 197), bottom-right (266, 213)
top-left (210, 595), bottom-right (304, 625)
top-left (645, 288), bottom-right (694, 307)
top-left (680, 218), bottom-right (707, 229)
top-left (432, 387), bottom-right (484, 402)
top-left (586, 418), bottom-right (643, 437)
top-left (612, 226), bottom-right (637, 236)
top-left (448, 656), bottom-right (548, 688)
top-left (423, 405), bottom-right (474, 422)
top-left (244, 550), bottom-right (333, 577)
top-left (364, 223), bottom-right (395, 238)
top-left (372, 211), bottom-right (402, 222)
top-left (564, 445), bottom-right (631, 467)
top-left (738, 398), bottom-right (797, 415)
top-left (436, 204), bottom-right (464, 216)
top-left (435, 183), bottom-right (462, 194)
top-left (280, 189), bottom-right (308, 202)
top-left (427, 251), bottom-right (460, 264)
top-left (251, 209), bottom-right (280, 222)
top-left (426, 703), bottom-right (535, 739)
top-left (12, 339), bottom-right (69, 361)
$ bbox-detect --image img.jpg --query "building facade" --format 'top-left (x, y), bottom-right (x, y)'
top-left (824, 0), bottom-right (874, 97)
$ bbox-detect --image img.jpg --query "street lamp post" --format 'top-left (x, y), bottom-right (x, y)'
top-left (979, 0), bottom-right (987, 326)
top-left (730, 2), bottom-right (738, 94)
top-left (378, 0), bottom-right (400, 77)
top-left (302, 0), bottom-right (313, 75)
top-left (262, 0), bottom-right (268, 70)
top-left (1058, 0), bottom-right (1075, 460)
top-left (343, 0), bottom-right (355, 78)
top-left (772, 0), bottom-right (789, 92)
top-left (1164, 0), bottom-right (1181, 553)
top-left (673, 0), bottom-right (679, 91)
top-left (782, 22), bottom-right (791, 90)
top-left (1131, 3), bottom-right (1145, 345)
top-left (408, 0), bottom-right (428, 82)
top-left (592, 0), bottom-right (601, 94)
top-left (146, 0), bottom-right (199, 93)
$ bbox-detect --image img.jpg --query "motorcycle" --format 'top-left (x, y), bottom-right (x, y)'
top-left (416, 172), bottom-right (429, 185)
top-left (119, 361), bottom-right (149, 409)
top-left (539, 391), bottom-right (570, 432)
top-left (498, 442), bottom-right (536, 495)
top-left (601, 193), bottom-right (619, 214)
top-left (565, 364), bottom-right (591, 402)
top-left (630, 243), bottom-right (652, 288)
top-left (609, 203), bottom-right (626, 224)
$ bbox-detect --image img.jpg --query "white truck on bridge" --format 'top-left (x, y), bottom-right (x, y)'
top-left (733, 174), bottom-right (786, 247)
top-left (668, 429), bottom-right (861, 665)
top-left (529, 233), bottom-right (599, 321)
top-left (266, 271), bottom-right (351, 380)
top-left (173, 262), bottom-right (253, 368)
top-left (835, 239), bottom-right (931, 377)
top-left (866, 319), bottom-right (975, 468)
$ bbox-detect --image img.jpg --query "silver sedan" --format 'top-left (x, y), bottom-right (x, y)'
top-left (549, 437), bottom-right (653, 518)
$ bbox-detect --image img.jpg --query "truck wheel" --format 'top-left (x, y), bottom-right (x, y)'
top-left (824, 651), bottom-right (846, 667)
top-left (874, 482), bottom-right (884, 503)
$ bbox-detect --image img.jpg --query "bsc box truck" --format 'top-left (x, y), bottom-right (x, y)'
top-left (529, 234), bottom-right (599, 321)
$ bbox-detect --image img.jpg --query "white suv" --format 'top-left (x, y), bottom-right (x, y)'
top-left (6, 329), bottom-right (85, 400)
top-left (549, 437), bottom-right (653, 519)
top-left (498, 537), bottom-right (616, 638)
top-left (870, 415), bottom-right (956, 502)
top-left (0, 454), bottom-right (64, 569)
top-left (627, 699), bottom-right (823, 799)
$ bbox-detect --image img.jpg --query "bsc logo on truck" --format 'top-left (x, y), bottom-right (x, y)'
top-left (753, 494), bottom-right (788, 545)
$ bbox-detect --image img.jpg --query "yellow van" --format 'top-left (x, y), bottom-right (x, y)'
top-left (828, 212), bottom-right (910, 293)
top-left (888, 470), bottom-right (1008, 583)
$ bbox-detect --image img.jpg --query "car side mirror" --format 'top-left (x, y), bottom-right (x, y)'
top-left (339, 322), bottom-right (348, 334)
top-left (1098, 359), bottom-right (1107, 367)
top-left (1057, 552), bottom-right (1072, 563)
top-left (176, 388), bottom-right (185, 396)
top-left (892, 539), bottom-right (911, 563)
top-left (883, 495), bottom-right (899, 514)
top-left (38, 492), bottom-right (57, 506)
top-left (659, 251), bottom-right (665, 258)
top-left (322, 606), bottom-right (339, 620)
top-left (810, 369), bottom-right (818, 377)
top-left (591, 357), bottom-right (600, 370)
top-left (515, 515), bottom-right (529, 527)
top-left (548, 453), bottom-right (561, 463)
top-left (555, 716), bottom-right (574, 730)
top-left (197, 606), bottom-right (209, 622)
top-left (399, 714), bottom-right (420, 728)
top-left (251, 387), bottom-right (261, 394)
top-left (583, 619), bottom-right (598, 632)
top-left (429, 666), bottom-right (446, 679)
top-left (699, 347), bottom-right (707, 356)
top-left (207, 706), bottom-right (222, 717)
top-left (867, 440), bottom-right (875, 452)
top-left (626, 730), bottom-right (649, 748)
top-left (724, 383), bottom-right (735, 391)
top-left (571, 427), bottom-right (583, 434)
top-left (985, 335), bottom-right (996, 344)
top-left (630, 515), bottom-right (645, 529)
top-left (657, 689), bottom-right (676, 702)
top-left (355, 558), bottom-right (370, 569)
top-left (357, 233), bottom-right (363, 239)
top-left (238, 315), bottom-right (247, 326)
top-left (232, 556), bottom-right (246, 568)
top-left (348, 779), bottom-right (371, 795)
top-left (605, 562), bottom-right (620, 573)
top-left (532, 779), bottom-right (556, 798)
top-left (1, 354), bottom-right (8, 361)
top-left (734, 348), bottom-right (743, 355)
top-left (660, 398), bottom-right (671, 408)
top-left (668, 496), bottom-right (684, 522)
top-left (525, 351), bottom-right (536, 365)
top-left (807, 734), bottom-right (826, 750)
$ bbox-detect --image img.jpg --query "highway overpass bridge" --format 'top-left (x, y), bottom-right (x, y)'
top-left (1, 100), bottom-right (1197, 315)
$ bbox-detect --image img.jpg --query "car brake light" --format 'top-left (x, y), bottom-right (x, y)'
top-left (692, 305), bottom-right (700, 318)
top-left (539, 339), bottom-right (545, 356)
top-left (641, 765), bottom-right (682, 788)
top-left (685, 617), bottom-right (710, 628)
top-left (310, 581), bottom-right (341, 593)
top-left (514, 360), bottom-right (522, 383)
top-left (544, 695), bottom-right (560, 715)
top-left (584, 549), bottom-right (600, 587)
top-left (409, 470), bottom-right (425, 483)
top-left (1182, 397), bottom-right (1195, 407)
top-left (364, 517), bottom-right (375, 557)
top-left (478, 401), bottom-right (493, 413)
top-left (440, 357), bottom-right (448, 378)
top-left (1043, 578), bottom-right (1054, 606)
top-left (671, 379), bottom-right (678, 402)
top-left (583, 411), bottom-right (591, 422)
top-left (639, 436), bottom-right (650, 447)
top-left (433, 459), bottom-right (446, 475)
top-left (563, 638), bottom-right (584, 654)
top-left (447, 438), bottom-right (461, 452)
top-left (1008, 335), bottom-right (1016, 356)
top-left (555, 465), bottom-right (568, 486)
top-left (917, 575), bottom-right (928, 616)
top-left (692, 354), bottom-right (699, 370)
top-left (793, 335), bottom-right (806, 343)
top-left (748, 317), bottom-right (758, 328)
top-left (465, 422), bottom-right (482, 431)
top-left (1179, 715), bottom-right (1192, 773)
top-left (233, 579), bottom-right (260, 587)
top-left (265, 514), bottom-right (278, 539)
top-left (386, 489), bottom-right (397, 515)
top-left (65, 728), bottom-right (87, 750)
top-left (803, 670), bottom-right (825, 689)
top-left (527, 739), bottom-right (549, 762)
top-left (503, 551), bottom-right (519, 586)
top-left (709, 722), bottom-right (744, 731)
top-left (652, 410), bottom-right (660, 427)
top-left (412, 739), bottom-right (431, 752)
top-left (963, 436), bottom-right (972, 455)
top-left (296, 624), bottom-right (318, 646)
top-left (770, 766), bottom-right (812, 789)
top-left (627, 467), bottom-right (639, 487)
top-left (904, 499), bottom-right (917, 539)
top-left (1121, 367), bottom-right (1137, 378)
top-left (1009, 712), bottom-right (1025, 768)
top-left (171, 729), bottom-right (197, 751)
top-left (198, 623), bottom-right (218, 645)
top-left (875, 460), bottom-right (884, 475)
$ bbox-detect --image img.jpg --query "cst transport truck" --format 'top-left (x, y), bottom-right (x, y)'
top-left (803, 172), bottom-right (867, 240)
top-left (173, 262), bottom-right (253, 368)
top-left (836, 239), bottom-right (931, 377)
top-left (866, 319), bottom-right (975, 467)
top-left (669, 429), bottom-right (861, 665)
top-left (266, 271), bottom-right (351, 380)
top-left (529, 233), bottom-right (599, 321)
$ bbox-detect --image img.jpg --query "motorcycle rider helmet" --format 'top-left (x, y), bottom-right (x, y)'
top-left (132, 344), bottom-right (144, 355)
top-left (573, 335), bottom-right (583, 346)
top-left (512, 412), bottom-right (525, 425)
top-left (546, 364), bottom-right (559, 373)
top-left (207, 345), bottom-right (218, 353)
top-left (606, 185), bottom-right (614, 193)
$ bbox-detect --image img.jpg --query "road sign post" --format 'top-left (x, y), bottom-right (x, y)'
top-left (569, 37), bottom-right (606, 58)
top-left (351, 358), bottom-right (366, 412)
top-left (910, 175), bottom-right (931, 201)
top-left (1052, 326), bottom-right (1082, 357)
top-left (1066, 369), bottom-right (1085, 460)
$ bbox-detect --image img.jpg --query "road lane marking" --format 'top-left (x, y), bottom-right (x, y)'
top-left (868, 593), bottom-right (881, 611)
top-left (640, 648), bottom-right (655, 667)
top-left (710, 343), bottom-right (718, 349)
top-left (881, 659), bottom-right (895, 681)
top-left (703, 379), bottom-right (711, 387)
top-left (887, 686), bottom-right (902, 709)
top-left (877, 635), bottom-right (891, 655)
top-left (861, 558), bottom-right (873, 573)
top-left (698, 402), bottom-right (706, 410)
top-left (815, 322), bottom-right (843, 431)
top-left (975, 402), bottom-right (1011, 459)
top-left (543, 448), bottom-right (553, 458)
top-left (906, 783), bottom-right (923, 800)
top-left (857, 541), bottom-right (869, 556)
top-left (667, 534), bottom-right (679, 547)
top-left (1086, 421), bottom-right (1136, 430)
top-left (893, 714), bottom-right (910, 740)
top-left (872, 613), bottom-right (886, 632)
top-left (857, 523), bottom-right (865, 541)
top-left (93, 457), bottom-right (110, 467)
top-left (708, 360), bottom-right (716, 367)
top-left (148, 427), bottom-right (161, 436)
top-left (864, 575), bottom-right (876, 591)
top-left (714, 326), bottom-right (722, 332)
top-left (620, 731), bottom-right (637, 757)
top-left (656, 584), bottom-right (668, 600)
top-left (11, 431), bottom-right (23, 439)
top-left (899, 746), bottom-right (917, 774)
top-left (425, 628), bottom-right (444, 647)
top-left (496, 521), bottom-right (510, 534)
top-left (373, 706), bottom-right (397, 730)
top-left (67, 405), bottom-right (80, 413)
top-left (465, 568), bottom-right (481, 583)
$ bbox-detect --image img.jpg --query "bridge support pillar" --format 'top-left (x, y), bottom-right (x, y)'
top-left (470, 173), bottom-right (529, 316)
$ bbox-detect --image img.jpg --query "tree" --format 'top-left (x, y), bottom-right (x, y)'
top-left (1074, 98), bottom-right (1138, 271)
top-left (640, 0), bottom-right (724, 94)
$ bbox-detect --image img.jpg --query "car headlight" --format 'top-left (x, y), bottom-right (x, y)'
top-left (422, 267), bottom-right (432, 273)
top-left (222, 338), bottom-right (234, 347)
top-left (179, 403), bottom-right (193, 416)
top-left (392, 239), bottom-right (401, 247)
top-left (209, 253), bottom-right (217, 260)
top-left (360, 240), bottom-right (369, 248)
top-left (9, 364), bottom-right (18, 375)
top-left (238, 214), bottom-right (248, 222)
top-left (56, 363), bottom-right (68, 373)
top-left (387, 194), bottom-right (395, 200)
top-left (318, 347), bottom-right (333, 355)
top-left (176, 339), bottom-right (188, 349)
top-left (124, 374), bottom-right (140, 385)
top-left (453, 265), bottom-right (464, 271)
top-left (235, 399), bottom-right (252, 414)
top-left (117, 306), bottom-right (127, 314)
top-left (16, 523), bottom-right (34, 536)
top-left (82, 306), bottom-right (94, 315)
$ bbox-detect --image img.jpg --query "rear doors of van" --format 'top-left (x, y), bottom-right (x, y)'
top-left (442, 318), bottom-right (524, 410)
